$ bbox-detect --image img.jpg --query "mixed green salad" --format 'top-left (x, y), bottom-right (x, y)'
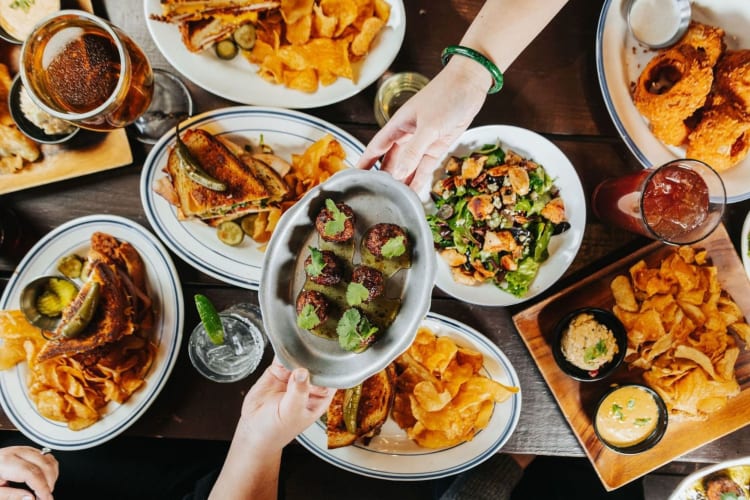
top-left (427, 143), bottom-right (569, 297)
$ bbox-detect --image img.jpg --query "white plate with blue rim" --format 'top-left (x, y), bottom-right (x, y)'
top-left (426, 124), bottom-right (586, 307)
top-left (144, 0), bottom-right (405, 108)
top-left (296, 312), bottom-right (522, 481)
top-left (0, 214), bottom-right (183, 450)
top-left (596, 0), bottom-right (750, 202)
top-left (140, 106), bottom-right (366, 290)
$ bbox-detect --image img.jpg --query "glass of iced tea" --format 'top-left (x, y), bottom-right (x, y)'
top-left (591, 159), bottom-right (726, 245)
top-left (20, 10), bottom-right (190, 139)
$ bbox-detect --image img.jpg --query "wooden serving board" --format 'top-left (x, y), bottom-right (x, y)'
top-left (512, 224), bottom-right (750, 491)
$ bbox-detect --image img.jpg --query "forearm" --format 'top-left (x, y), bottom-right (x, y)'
top-left (208, 430), bottom-right (282, 500)
top-left (460, 0), bottom-right (569, 71)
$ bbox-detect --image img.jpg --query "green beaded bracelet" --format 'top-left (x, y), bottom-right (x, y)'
top-left (441, 45), bottom-right (504, 94)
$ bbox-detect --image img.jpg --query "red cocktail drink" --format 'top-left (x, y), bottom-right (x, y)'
top-left (592, 159), bottom-right (725, 245)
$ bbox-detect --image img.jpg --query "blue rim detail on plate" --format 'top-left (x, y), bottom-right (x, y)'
top-left (0, 215), bottom-right (183, 450)
top-left (140, 106), bottom-right (367, 290)
top-left (295, 312), bottom-right (522, 481)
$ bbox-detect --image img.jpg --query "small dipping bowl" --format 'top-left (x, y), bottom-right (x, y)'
top-left (594, 383), bottom-right (668, 454)
top-left (0, 25), bottom-right (21, 45)
top-left (627, 0), bottom-right (691, 49)
top-left (20, 275), bottom-right (79, 332)
top-left (9, 75), bottom-right (80, 144)
top-left (552, 307), bottom-right (627, 382)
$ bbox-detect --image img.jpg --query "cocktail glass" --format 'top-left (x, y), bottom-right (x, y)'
top-left (188, 303), bottom-right (266, 383)
top-left (20, 10), bottom-right (191, 143)
top-left (591, 159), bottom-right (726, 245)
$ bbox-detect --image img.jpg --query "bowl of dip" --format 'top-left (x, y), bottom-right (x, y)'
top-left (594, 384), bottom-right (668, 454)
top-left (552, 307), bottom-right (627, 381)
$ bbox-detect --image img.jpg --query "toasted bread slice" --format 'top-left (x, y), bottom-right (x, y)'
top-left (327, 365), bottom-right (395, 449)
top-left (166, 128), bottom-right (270, 220)
top-left (215, 136), bottom-right (290, 202)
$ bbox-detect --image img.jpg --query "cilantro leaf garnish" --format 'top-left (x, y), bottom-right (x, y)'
top-left (611, 403), bottom-right (624, 421)
top-left (10, 0), bottom-right (34, 12)
top-left (634, 417), bottom-right (652, 427)
top-left (296, 303), bottom-right (321, 330)
top-left (584, 339), bottom-right (608, 363)
top-left (381, 236), bottom-right (406, 258)
top-left (346, 282), bottom-right (370, 306)
top-left (305, 247), bottom-right (326, 277)
top-left (323, 199), bottom-right (347, 237)
top-left (337, 308), bottom-right (379, 352)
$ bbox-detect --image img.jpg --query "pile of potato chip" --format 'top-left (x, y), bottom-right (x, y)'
top-left (611, 247), bottom-right (750, 421)
top-left (0, 310), bottom-right (156, 430)
top-left (246, 0), bottom-right (390, 92)
top-left (392, 326), bottom-right (518, 448)
top-left (249, 133), bottom-right (346, 246)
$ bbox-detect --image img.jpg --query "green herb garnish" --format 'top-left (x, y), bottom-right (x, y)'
top-left (627, 399), bottom-right (635, 409)
top-left (381, 235), bottom-right (406, 258)
top-left (633, 417), bottom-right (652, 427)
top-left (324, 199), bottom-right (347, 237)
top-left (10, 0), bottom-right (34, 12)
top-left (296, 303), bottom-right (321, 330)
top-left (611, 403), bottom-right (624, 421)
top-left (584, 339), bottom-right (608, 363)
top-left (337, 308), bottom-right (378, 352)
top-left (346, 282), bottom-right (369, 306)
top-left (305, 247), bottom-right (325, 277)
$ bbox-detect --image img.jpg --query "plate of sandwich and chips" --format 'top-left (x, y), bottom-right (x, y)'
top-left (144, 0), bottom-right (405, 108)
top-left (0, 215), bottom-right (183, 450)
top-left (140, 106), bottom-right (367, 289)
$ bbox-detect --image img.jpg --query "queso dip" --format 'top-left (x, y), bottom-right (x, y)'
top-left (595, 385), bottom-right (659, 448)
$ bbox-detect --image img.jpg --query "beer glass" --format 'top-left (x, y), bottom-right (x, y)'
top-left (20, 10), bottom-right (191, 142)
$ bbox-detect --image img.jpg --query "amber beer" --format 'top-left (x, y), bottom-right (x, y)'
top-left (20, 11), bottom-right (153, 131)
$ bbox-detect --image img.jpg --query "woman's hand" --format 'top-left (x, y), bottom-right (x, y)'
top-left (357, 57), bottom-right (490, 197)
top-left (0, 446), bottom-right (58, 500)
top-left (236, 359), bottom-right (335, 451)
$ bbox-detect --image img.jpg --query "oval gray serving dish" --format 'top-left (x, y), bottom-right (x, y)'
top-left (259, 168), bottom-right (437, 389)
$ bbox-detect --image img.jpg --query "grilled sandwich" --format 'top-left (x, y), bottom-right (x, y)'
top-left (327, 365), bottom-right (396, 449)
top-left (160, 128), bottom-right (277, 223)
top-left (36, 233), bottom-right (151, 362)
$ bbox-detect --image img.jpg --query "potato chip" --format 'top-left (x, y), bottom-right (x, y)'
top-left (611, 247), bottom-right (750, 420)
top-left (281, 0), bottom-right (314, 24)
top-left (392, 326), bottom-right (519, 448)
top-left (285, 13), bottom-right (312, 45)
top-left (351, 16), bottom-right (384, 56)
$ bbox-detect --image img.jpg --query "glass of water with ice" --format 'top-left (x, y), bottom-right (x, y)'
top-left (188, 303), bottom-right (266, 383)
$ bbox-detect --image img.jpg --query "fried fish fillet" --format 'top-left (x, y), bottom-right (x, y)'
top-left (327, 365), bottom-right (395, 449)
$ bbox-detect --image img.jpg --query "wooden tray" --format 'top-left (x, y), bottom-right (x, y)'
top-left (0, 1), bottom-right (133, 195)
top-left (512, 224), bottom-right (750, 490)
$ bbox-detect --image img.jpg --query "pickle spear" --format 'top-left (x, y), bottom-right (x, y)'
top-left (175, 124), bottom-right (227, 192)
top-left (343, 384), bottom-right (362, 434)
top-left (56, 281), bottom-right (101, 339)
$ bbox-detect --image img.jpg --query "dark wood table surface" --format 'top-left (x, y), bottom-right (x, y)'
top-left (2, 0), bottom-right (750, 471)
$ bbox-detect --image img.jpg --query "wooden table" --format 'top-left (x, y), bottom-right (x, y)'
top-left (1, 0), bottom-right (749, 475)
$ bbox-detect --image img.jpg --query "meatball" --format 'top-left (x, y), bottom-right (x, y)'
top-left (351, 265), bottom-right (384, 302)
top-left (296, 290), bottom-right (331, 325)
top-left (363, 223), bottom-right (408, 258)
top-left (304, 249), bottom-right (343, 286)
top-left (315, 201), bottom-right (355, 242)
top-left (705, 474), bottom-right (743, 500)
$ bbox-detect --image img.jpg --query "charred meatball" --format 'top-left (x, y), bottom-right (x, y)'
top-left (704, 473), bottom-right (744, 500)
top-left (363, 223), bottom-right (408, 258)
top-left (351, 265), bottom-right (384, 302)
top-left (315, 200), bottom-right (355, 242)
top-left (296, 290), bottom-right (331, 327)
top-left (304, 248), bottom-right (343, 286)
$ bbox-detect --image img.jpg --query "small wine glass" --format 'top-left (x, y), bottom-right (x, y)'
top-left (19, 10), bottom-right (192, 143)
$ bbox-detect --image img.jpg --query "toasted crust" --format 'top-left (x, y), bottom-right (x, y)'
top-left (327, 365), bottom-right (395, 449)
top-left (166, 128), bottom-right (270, 219)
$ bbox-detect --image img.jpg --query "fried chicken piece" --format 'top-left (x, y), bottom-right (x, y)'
top-left (633, 44), bottom-right (714, 146)
top-left (714, 49), bottom-right (750, 115)
top-left (686, 102), bottom-right (750, 172)
top-left (679, 22), bottom-right (726, 67)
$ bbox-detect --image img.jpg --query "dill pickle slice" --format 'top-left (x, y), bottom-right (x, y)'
top-left (36, 291), bottom-right (64, 317)
top-left (57, 254), bottom-right (84, 279)
top-left (175, 124), bottom-right (227, 191)
top-left (217, 221), bottom-right (244, 246)
top-left (35, 278), bottom-right (78, 317)
top-left (48, 277), bottom-right (78, 305)
top-left (343, 384), bottom-right (362, 435)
